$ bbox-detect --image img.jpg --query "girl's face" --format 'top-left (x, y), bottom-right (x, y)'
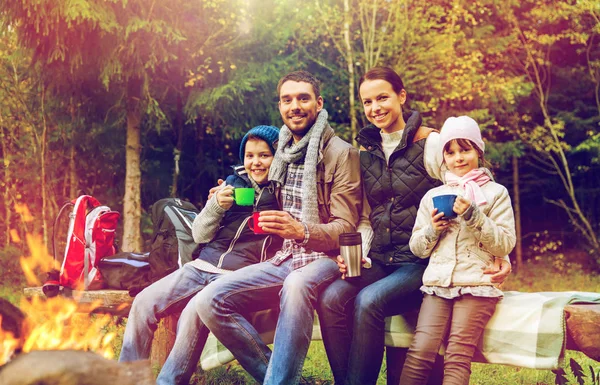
top-left (443, 140), bottom-right (480, 177)
top-left (359, 79), bottom-right (406, 133)
top-left (244, 138), bottom-right (274, 184)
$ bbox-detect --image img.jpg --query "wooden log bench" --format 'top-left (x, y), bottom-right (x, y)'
top-left (23, 288), bottom-right (600, 385)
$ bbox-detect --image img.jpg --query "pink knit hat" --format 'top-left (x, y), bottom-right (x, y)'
top-left (439, 116), bottom-right (485, 155)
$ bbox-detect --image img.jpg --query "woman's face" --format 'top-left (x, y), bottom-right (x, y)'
top-left (359, 79), bottom-right (406, 133)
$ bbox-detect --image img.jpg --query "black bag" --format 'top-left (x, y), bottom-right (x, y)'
top-left (148, 198), bottom-right (201, 282)
top-left (98, 252), bottom-right (152, 291)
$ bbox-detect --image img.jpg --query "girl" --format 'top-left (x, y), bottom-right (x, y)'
top-left (400, 116), bottom-right (516, 385)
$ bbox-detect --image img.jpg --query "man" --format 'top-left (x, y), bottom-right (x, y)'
top-left (194, 70), bottom-right (362, 385)
top-left (118, 125), bottom-right (282, 385)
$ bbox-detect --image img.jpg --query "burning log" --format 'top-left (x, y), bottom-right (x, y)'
top-left (0, 298), bottom-right (26, 362)
top-left (0, 299), bottom-right (25, 340)
top-left (0, 350), bottom-right (154, 385)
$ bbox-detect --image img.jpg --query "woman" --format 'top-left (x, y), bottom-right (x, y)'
top-left (316, 67), bottom-right (510, 385)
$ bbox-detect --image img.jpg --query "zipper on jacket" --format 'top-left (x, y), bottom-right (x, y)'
top-left (260, 236), bottom-right (272, 262)
top-left (216, 216), bottom-right (251, 268)
top-left (254, 186), bottom-right (266, 210)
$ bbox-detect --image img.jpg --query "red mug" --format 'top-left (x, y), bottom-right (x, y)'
top-left (248, 212), bottom-right (266, 234)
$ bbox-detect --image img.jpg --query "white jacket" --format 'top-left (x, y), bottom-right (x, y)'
top-left (410, 177), bottom-right (516, 287)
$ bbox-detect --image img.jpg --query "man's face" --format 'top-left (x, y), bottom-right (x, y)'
top-left (278, 81), bottom-right (323, 141)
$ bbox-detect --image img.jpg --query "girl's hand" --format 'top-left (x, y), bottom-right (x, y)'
top-left (431, 208), bottom-right (449, 233)
top-left (216, 186), bottom-right (235, 210)
top-left (453, 196), bottom-right (472, 216)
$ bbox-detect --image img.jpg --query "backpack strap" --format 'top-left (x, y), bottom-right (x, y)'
top-left (412, 126), bottom-right (438, 144)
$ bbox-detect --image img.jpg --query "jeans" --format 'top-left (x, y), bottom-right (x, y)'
top-left (316, 261), bottom-right (426, 385)
top-left (194, 257), bottom-right (341, 385)
top-left (119, 264), bottom-right (220, 385)
top-left (399, 294), bottom-right (498, 385)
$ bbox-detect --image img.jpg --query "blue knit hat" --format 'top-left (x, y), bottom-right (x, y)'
top-left (239, 125), bottom-right (280, 161)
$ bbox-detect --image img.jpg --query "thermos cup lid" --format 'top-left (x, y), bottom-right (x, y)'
top-left (339, 232), bottom-right (362, 246)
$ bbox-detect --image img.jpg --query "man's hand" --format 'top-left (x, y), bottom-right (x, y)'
top-left (207, 179), bottom-right (225, 200)
top-left (453, 196), bottom-right (472, 216)
top-left (258, 210), bottom-right (305, 240)
top-left (483, 257), bottom-right (512, 286)
top-left (431, 208), bottom-right (449, 233)
top-left (216, 186), bottom-right (234, 210)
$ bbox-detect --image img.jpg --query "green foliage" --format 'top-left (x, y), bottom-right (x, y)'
top-left (0, 245), bottom-right (27, 296)
top-left (553, 358), bottom-right (600, 385)
top-left (486, 140), bottom-right (525, 168)
top-left (0, 0), bottom-right (599, 263)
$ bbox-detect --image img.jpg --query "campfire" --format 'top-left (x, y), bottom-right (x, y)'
top-left (0, 232), bottom-right (153, 385)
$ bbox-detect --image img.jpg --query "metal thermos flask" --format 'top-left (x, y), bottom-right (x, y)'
top-left (339, 232), bottom-right (362, 278)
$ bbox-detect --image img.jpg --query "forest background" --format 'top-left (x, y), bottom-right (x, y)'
top-left (0, 0), bottom-right (599, 274)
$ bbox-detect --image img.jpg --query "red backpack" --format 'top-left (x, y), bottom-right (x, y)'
top-left (50, 195), bottom-right (120, 290)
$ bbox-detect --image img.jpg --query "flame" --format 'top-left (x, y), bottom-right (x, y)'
top-left (19, 234), bottom-right (59, 286)
top-left (0, 227), bottom-right (119, 365)
top-left (19, 296), bottom-right (117, 360)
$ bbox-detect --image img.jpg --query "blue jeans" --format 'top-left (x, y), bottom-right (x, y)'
top-left (119, 264), bottom-right (220, 385)
top-left (194, 257), bottom-right (341, 385)
top-left (316, 261), bottom-right (426, 385)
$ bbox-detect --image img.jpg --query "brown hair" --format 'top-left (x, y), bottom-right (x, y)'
top-left (359, 66), bottom-right (405, 94)
top-left (277, 70), bottom-right (321, 98)
top-left (443, 139), bottom-right (488, 166)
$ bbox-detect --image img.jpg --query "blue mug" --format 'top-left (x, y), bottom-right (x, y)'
top-left (432, 194), bottom-right (458, 220)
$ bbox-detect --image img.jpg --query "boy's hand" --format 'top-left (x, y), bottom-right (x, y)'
top-left (207, 179), bottom-right (225, 200)
top-left (453, 196), bottom-right (472, 216)
top-left (431, 208), bottom-right (449, 233)
top-left (216, 185), bottom-right (234, 210)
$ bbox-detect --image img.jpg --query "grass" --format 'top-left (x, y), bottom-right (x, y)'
top-left (2, 251), bottom-right (599, 385)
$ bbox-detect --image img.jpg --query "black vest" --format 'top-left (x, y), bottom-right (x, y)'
top-left (198, 170), bottom-right (282, 271)
top-left (357, 112), bottom-right (441, 265)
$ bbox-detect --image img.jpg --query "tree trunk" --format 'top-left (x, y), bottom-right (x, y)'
top-left (170, 94), bottom-right (184, 197)
top-left (343, 0), bottom-right (357, 146)
top-left (512, 155), bottom-right (522, 271)
top-left (69, 98), bottom-right (78, 199)
top-left (40, 85), bottom-right (49, 247)
top-left (121, 77), bottom-right (143, 252)
top-left (0, 120), bottom-right (11, 248)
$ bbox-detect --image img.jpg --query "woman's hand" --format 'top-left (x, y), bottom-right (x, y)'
top-left (431, 208), bottom-right (449, 233)
top-left (336, 255), bottom-right (367, 279)
top-left (216, 185), bottom-right (235, 210)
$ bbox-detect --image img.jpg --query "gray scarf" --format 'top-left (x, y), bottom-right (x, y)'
top-left (269, 109), bottom-right (329, 224)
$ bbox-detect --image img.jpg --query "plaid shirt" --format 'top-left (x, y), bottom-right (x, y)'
top-left (269, 162), bottom-right (328, 269)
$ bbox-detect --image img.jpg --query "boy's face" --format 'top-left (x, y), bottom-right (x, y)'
top-left (278, 80), bottom-right (323, 142)
top-left (244, 138), bottom-right (274, 184)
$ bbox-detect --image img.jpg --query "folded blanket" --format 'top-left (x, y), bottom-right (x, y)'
top-left (199, 291), bottom-right (600, 371)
